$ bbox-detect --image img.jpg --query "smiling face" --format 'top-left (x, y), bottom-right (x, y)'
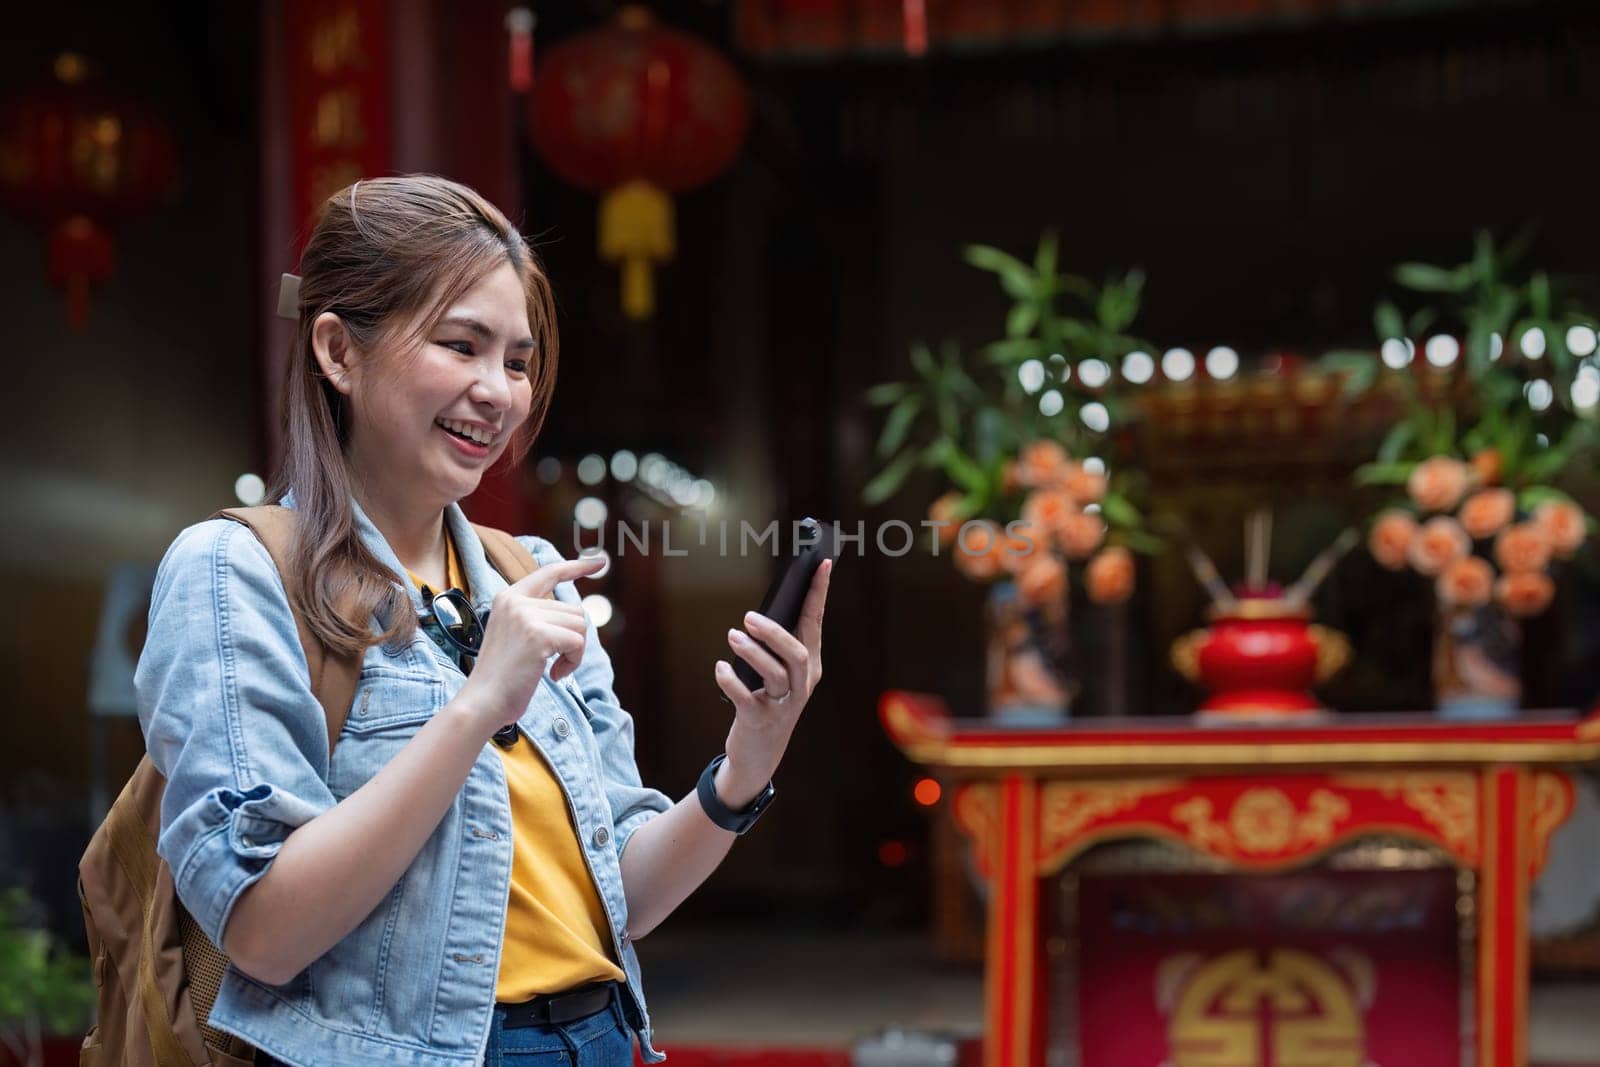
top-left (316, 260), bottom-right (536, 514)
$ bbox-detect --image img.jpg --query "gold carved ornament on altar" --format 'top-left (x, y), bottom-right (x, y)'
top-left (1159, 948), bottom-right (1372, 1067)
top-left (1171, 788), bottom-right (1352, 857)
top-left (949, 769), bottom-right (1573, 881)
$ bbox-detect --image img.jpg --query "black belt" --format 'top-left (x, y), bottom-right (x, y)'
top-left (498, 980), bottom-right (618, 1029)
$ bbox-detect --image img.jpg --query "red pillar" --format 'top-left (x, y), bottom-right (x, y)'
top-left (1477, 766), bottom-right (1530, 1067)
top-left (985, 774), bottom-right (1042, 1067)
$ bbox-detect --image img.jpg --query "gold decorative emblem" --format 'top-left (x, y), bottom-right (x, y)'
top-left (1038, 781), bottom-right (1175, 873)
top-left (951, 783), bottom-right (1000, 878)
top-left (1173, 788), bottom-right (1351, 857)
top-left (1160, 948), bottom-right (1371, 1067)
top-left (1335, 772), bottom-right (1479, 862)
top-left (1528, 772), bottom-right (1575, 875)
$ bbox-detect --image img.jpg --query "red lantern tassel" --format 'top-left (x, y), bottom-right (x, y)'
top-left (903, 0), bottom-right (927, 57)
top-left (508, 7), bottom-right (536, 93)
top-left (48, 216), bottom-right (116, 330)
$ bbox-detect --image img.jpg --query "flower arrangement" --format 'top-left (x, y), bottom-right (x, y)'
top-left (1327, 231), bottom-right (1599, 619)
top-left (863, 233), bottom-right (1162, 612)
top-left (1367, 460), bottom-right (1587, 617)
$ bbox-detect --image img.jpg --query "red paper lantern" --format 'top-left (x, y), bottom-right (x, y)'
top-left (0, 54), bottom-right (176, 328)
top-left (530, 7), bottom-right (749, 318)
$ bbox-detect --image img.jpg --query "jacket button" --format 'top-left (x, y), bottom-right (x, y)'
top-left (593, 826), bottom-right (611, 847)
top-left (553, 718), bottom-right (571, 739)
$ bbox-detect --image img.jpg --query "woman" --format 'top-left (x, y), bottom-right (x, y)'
top-left (136, 175), bottom-right (832, 1067)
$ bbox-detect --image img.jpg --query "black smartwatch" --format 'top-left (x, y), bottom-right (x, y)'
top-left (696, 754), bottom-right (775, 835)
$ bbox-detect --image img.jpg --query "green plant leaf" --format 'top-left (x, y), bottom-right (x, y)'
top-left (861, 450), bottom-right (920, 506)
top-left (1101, 492), bottom-right (1142, 527)
top-left (1517, 485), bottom-right (1576, 511)
top-left (1472, 229), bottom-right (1497, 288)
top-left (1060, 274), bottom-right (1098, 304)
top-left (973, 407), bottom-right (1005, 466)
top-left (1374, 301), bottom-right (1406, 341)
top-left (1377, 420), bottom-right (1416, 463)
top-left (1464, 322), bottom-right (1494, 376)
top-left (1007, 301), bottom-right (1040, 340)
top-left (1430, 407), bottom-right (1457, 455)
top-left (1395, 262), bottom-right (1471, 294)
top-left (964, 244), bottom-right (1035, 300)
top-left (1355, 461), bottom-right (1415, 486)
top-left (909, 342), bottom-right (936, 377)
top-left (983, 338), bottom-right (1041, 365)
top-left (1545, 320), bottom-right (1572, 373)
top-left (1321, 350), bottom-right (1378, 397)
top-left (1529, 272), bottom-right (1553, 319)
top-left (1522, 448), bottom-right (1568, 483)
top-left (942, 441), bottom-right (990, 493)
top-left (1120, 529), bottom-right (1166, 555)
top-left (876, 395), bottom-right (923, 459)
top-left (1034, 231), bottom-right (1058, 279)
top-left (864, 381), bottom-right (910, 406)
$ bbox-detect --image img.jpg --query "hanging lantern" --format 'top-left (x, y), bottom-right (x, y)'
top-left (0, 53), bottom-right (176, 328)
top-left (530, 6), bottom-right (749, 319)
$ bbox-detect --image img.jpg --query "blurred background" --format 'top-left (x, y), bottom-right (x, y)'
top-left (5, 1), bottom-right (1600, 1064)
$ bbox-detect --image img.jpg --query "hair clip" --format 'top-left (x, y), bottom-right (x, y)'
top-left (276, 272), bottom-right (302, 321)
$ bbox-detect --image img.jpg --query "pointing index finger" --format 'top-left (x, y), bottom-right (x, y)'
top-left (506, 553), bottom-right (608, 599)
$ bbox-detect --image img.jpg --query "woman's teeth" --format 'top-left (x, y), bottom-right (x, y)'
top-left (436, 418), bottom-right (492, 445)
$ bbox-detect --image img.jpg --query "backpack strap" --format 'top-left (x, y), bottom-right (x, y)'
top-left (212, 506), bottom-right (361, 754)
top-left (472, 524), bottom-right (541, 585)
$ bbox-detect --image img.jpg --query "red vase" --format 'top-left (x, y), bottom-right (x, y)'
top-left (1170, 597), bottom-right (1350, 721)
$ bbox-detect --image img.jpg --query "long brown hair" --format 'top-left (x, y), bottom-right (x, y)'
top-left (266, 174), bottom-right (558, 659)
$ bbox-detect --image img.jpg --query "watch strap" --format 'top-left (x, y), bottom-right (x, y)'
top-left (696, 754), bottom-right (775, 835)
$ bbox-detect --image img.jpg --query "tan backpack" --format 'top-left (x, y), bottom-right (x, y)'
top-left (77, 505), bottom-right (539, 1066)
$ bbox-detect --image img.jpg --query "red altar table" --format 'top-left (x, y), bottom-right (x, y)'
top-left (880, 693), bottom-right (1600, 1067)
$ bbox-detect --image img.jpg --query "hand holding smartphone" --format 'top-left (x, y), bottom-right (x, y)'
top-left (727, 518), bottom-right (839, 698)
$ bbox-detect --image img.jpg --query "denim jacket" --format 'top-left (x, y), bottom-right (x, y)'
top-left (135, 491), bottom-right (672, 1066)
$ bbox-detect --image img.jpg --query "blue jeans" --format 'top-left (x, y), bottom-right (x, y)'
top-left (255, 994), bottom-right (635, 1067)
top-left (484, 993), bottom-right (635, 1067)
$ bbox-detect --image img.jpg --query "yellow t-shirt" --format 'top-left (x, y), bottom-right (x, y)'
top-left (406, 526), bottom-right (625, 1001)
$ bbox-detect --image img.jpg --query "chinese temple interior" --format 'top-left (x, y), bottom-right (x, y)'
top-left (5, 2), bottom-right (1600, 1066)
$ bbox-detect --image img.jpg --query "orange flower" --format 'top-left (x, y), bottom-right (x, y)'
top-left (953, 520), bottom-right (1004, 581)
top-left (998, 527), bottom-right (1042, 574)
top-left (927, 492), bottom-right (965, 546)
top-left (1407, 456), bottom-right (1469, 513)
top-left (1458, 488), bottom-right (1515, 541)
top-left (1470, 449), bottom-right (1502, 487)
top-left (1495, 570), bottom-right (1555, 617)
top-left (1086, 546), bottom-right (1136, 605)
top-left (1015, 553), bottom-right (1067, 607)
top-left (1000, 460), bottom-right (1022, 496)
top-left (1494, 522), bottom-right (1551, 574)
top-left (1059, 510), bottom-right (1107, 560)
top-left (1062, 466), bottom-right (1107, 507)
top-left (1408, 516), bottom-right (1470, 576)
top-left (1533, 499), bottom-right (1587, 559)
top-left (1017, 440), bottom-right (1071, 488)
top-left (1022, 488), bottom-right (1077, 540)
top-left (1369, 509), bottom-right (1418, 571)
top-left (1437, 556), bottom-right (1493, 608)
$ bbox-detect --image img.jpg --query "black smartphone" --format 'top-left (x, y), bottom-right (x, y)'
top-left (728, 518), bottom-right (839, 697)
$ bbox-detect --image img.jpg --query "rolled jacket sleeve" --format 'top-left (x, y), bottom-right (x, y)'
top-left (518, 536), bottom-right (673, 857)
top-left (136, 519), bottom-right (338, 950)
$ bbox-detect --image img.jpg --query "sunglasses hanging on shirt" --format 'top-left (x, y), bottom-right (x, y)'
top-left (418, 587), bottom-right (519, 750)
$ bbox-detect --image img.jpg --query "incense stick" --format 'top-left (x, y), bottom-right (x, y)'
top-left (1186, 545), bottom-right (1238, 611)
top-left (1283, 527), bottom-right (1360, 608)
